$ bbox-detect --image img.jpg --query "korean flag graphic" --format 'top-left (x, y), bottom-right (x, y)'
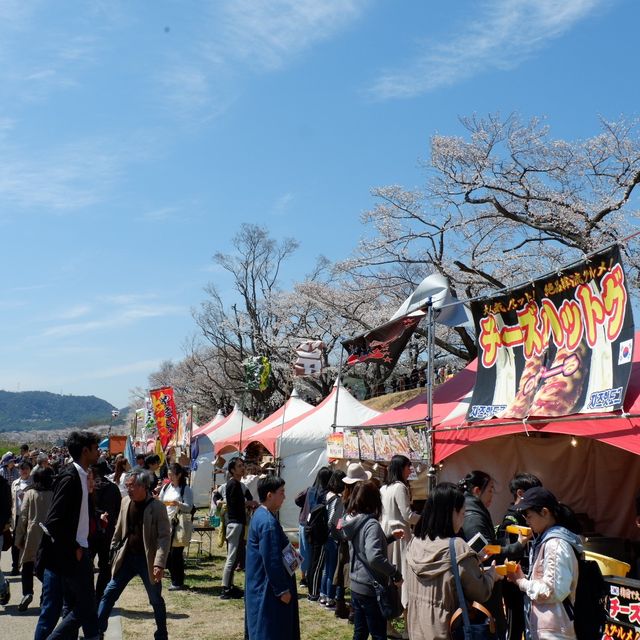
top-left (618, 339), bottom-right (633, 365)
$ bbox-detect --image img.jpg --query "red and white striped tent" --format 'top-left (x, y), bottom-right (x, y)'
top-left (363, 333), bottom-right (640, 538)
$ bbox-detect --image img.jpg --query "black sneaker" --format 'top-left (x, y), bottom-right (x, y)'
top-left (220, 589), bottom-right (232, 600)
top-left (18, 593), bottom-right (33, 611)
top-left (228, 585), bottom-right (244, 599)
top-left (0, 581), bottom-right (10, 606)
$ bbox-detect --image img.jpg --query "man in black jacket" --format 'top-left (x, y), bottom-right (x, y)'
top-left (0, 473), bottom-right (11, 605)
top-left (92, 460), bottom-right (122, 603)
top-left (220, 457), bottom-right (257, 599)
top-left (497, 473), bottom-right (542, 640)
top-left (34, 431), bottom-right (101, 640)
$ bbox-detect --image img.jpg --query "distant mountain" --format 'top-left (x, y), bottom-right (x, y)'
top-left (0, 390), bottom-right (122, 432)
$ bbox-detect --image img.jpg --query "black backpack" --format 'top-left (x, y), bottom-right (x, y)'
top-left (304, 503), bottom-right (329, 545)
top-left (563, 552), bottom-right (607, 640)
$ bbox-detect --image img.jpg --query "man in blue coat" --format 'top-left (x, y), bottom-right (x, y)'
top-left (245, 475), bottom-right (300, 640)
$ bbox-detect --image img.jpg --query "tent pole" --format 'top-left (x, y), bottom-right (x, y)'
top-left (275, 392), bottom-right (289, 466)
top-left (332, 346), bottom-right (345, 432)
top-left (238, 391), bottom-right (246, 455)
top-left (426, 298), bottom-right (436, 492)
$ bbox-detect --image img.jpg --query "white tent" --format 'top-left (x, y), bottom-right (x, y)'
top-left (190, 407), bottom-right (257, 507)
top-left (277, 383), bottom-right (380, 531)
top-left (215, 389), bottom-right (314, 455)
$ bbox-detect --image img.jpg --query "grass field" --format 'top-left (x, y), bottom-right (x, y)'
top-left (119, 543), bottom-right (357, 640)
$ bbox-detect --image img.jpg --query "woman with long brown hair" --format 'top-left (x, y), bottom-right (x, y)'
top-left (342, 480), bottom-right (404, 640)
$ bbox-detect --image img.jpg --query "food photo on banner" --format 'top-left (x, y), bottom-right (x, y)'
top-left (467, 245), bottom-right (635, 422)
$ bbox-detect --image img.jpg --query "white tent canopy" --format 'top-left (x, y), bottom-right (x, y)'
top-left (192, 409), bottom-right (224, 438)
top-left (278, 383), bottom-right (380, 531)
top-left (215, 388), bottom-right (315, 456)
top-left (190, 405), bottom-right (256, 507)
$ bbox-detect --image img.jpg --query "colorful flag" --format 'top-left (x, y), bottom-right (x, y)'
top-left (154, 438), bottom-right (166, 466)
top-left (244, 355), bottom-right (271, 390)
top-left (133, 408), bottom-right (145, 439)
top-left (149, 386), bottom-right (179, 449)
top-left (294, 340), bottom-right (325, 377)
top-left (124, 435), bottom-right (136, 469)
top-left (342, 315), bottom-right (422, 368)
top-left (142, 399), bottom-right (157, 440)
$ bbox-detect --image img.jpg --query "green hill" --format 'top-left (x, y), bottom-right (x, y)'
top-left (0, 390), bottom-right (120, 432)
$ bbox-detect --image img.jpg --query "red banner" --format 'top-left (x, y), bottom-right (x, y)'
top-left (149, 386), bottom-right (179, 449)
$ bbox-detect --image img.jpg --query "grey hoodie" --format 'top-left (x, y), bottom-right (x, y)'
top-left (341, 513), bottom-right (401, 597)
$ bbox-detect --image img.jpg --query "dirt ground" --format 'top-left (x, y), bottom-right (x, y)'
top-left (120, 545), bottom-right (356, 640)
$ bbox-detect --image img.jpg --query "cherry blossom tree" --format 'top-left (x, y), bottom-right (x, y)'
top-left (337, 113), bottom-right (640, 363)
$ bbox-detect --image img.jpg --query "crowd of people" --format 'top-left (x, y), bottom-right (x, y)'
top-left (0, 437), bottom-right (602, 640)
top-left (0, 432), bottom-right (195, 639)
top-left (249, 457), bottom-right (589, 640)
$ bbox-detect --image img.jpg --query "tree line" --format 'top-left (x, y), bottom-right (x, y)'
top-left (132, 113), bottom-right (640, 422)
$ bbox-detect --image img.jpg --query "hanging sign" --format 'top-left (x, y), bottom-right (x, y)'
top-left (468, 246), bottom-right (634, 422)
top-left (326, 432), bottom-right (344, 458)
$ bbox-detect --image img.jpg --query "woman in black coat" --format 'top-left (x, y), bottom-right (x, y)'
top-left (459, 471), bottom-right (531, 639)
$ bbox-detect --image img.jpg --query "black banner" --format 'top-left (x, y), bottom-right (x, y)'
top-left (467, 246), bottom-right (634, 422)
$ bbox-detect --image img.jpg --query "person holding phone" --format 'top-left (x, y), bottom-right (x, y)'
top-left (459, 471), bottom-right (531, 639)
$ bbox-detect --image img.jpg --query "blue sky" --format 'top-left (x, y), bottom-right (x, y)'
top-left (0, 0), bottom-right (636, 409)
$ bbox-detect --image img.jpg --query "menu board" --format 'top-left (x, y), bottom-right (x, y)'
top-left (373, 429), bottom-right (392, 461)
top-left (326, 432), bottom-right (344, 459)
top-left (388, 428), bottom-right (411, 457)
top-left (327, 425), bottom-right (429, 461)
top-left (407, 425), bottom-right (428, 460)
top-left (358, 429), bottom-right (375, 460)
top-left (343, 429), bottom-right (360, 459)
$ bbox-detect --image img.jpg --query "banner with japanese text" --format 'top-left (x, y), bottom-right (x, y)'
top-left (150, 386), bottom-right (179, 449)
top-left (467, 246), bottom-right (634, 422)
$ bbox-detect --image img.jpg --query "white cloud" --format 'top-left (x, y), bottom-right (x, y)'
top-left (74, 359), bottom-right (164, 381)
top-left (41, 304), bottom-right (185, 338)
top-left (140, 206), bottom-right (179, 222)
top-left (218, 0), bottom-right (369, 71)
top-left (271, 192), bottom-right (295, 217)
top-left (56, 304), bottom-right (92, 320)
top-left (0, 138), bottom-right (123, 210)
top-left (368, 0), bottom-right (606, 99)
top-left (157, 0), bottom-right (368, 122)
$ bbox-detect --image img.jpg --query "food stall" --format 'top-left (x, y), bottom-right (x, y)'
top-left (351, 247), bottom-right (640, 638)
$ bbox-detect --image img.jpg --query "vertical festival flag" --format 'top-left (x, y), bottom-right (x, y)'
top-left (149, 386), bottom-right (179, 449)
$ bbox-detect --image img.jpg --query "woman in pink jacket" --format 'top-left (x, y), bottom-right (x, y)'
top-left (507, 487), bottom-right (582, 640)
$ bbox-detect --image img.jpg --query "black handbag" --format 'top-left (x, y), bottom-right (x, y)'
top-left (1, 527), bottom-right (11, 552)
top-left (449, 537), bottom-right (497, 640)
top-left (372, 578), bottom-right (402, 620)
top-left (352, 519), bottom-right (403, 620)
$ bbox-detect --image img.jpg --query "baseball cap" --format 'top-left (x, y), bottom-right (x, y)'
top-left (1, 452), bottom-right (15, 465)
top-left (516, 487), bottom-right (559, 512)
